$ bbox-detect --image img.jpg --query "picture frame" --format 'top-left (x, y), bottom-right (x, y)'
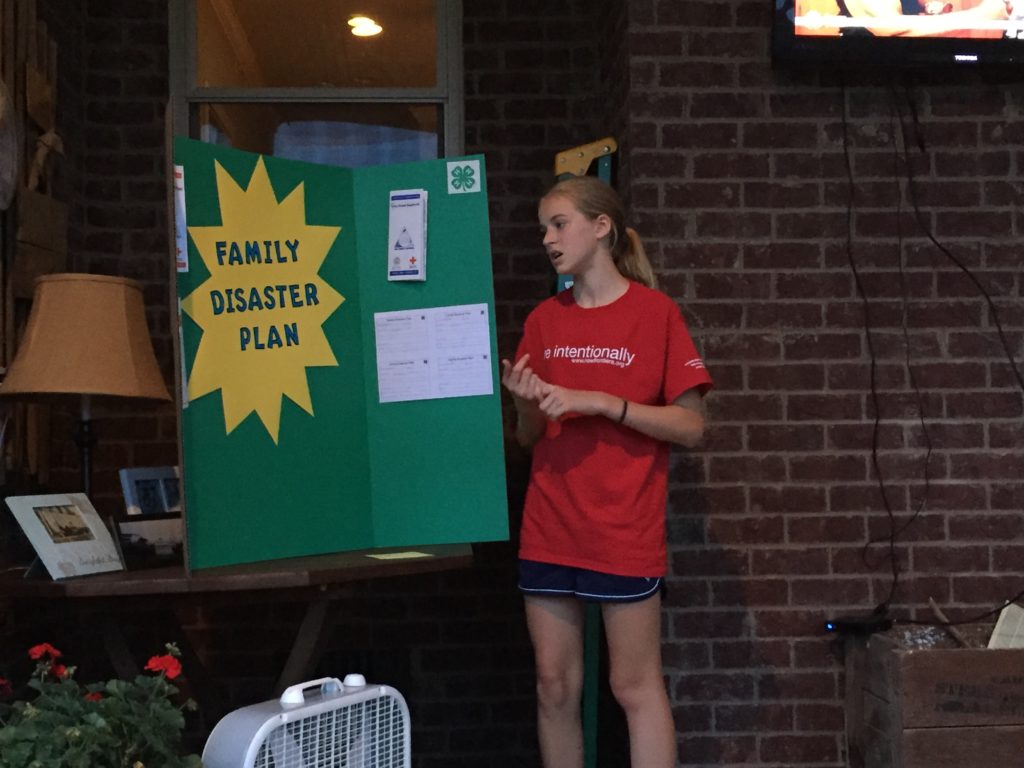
top-left (118, 466), bottom-right (182, 516)
top-left (117, 513), bottom-right (183, 548)
top-left (6, 493), bottom-right (125, 580)
top-left (116, 512), bottom-right (184, 563)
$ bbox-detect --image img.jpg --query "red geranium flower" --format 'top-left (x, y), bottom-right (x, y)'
top-left (144, 654), bottom-right (182, 680)
top-left (50, 663), bottom-right (68, 679)
top-left (28, 643), bottom-right (62, 661)
top-left (0, 677), bottom-right (12, 698)
top-left (84, 691), bottom-right (103, 702)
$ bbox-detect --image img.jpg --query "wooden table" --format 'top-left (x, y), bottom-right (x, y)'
top-left (2, 544), bottom-right (474, 717)
top-left (5, 543), bottom-right (473, 597)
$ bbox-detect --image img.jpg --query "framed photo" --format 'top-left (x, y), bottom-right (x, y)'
top-left (116, 513), bottom-right (183, 559)
top-left (6, 493), bottom-right (124, 580)
top-left (119, 466), bottom-right (182, 516)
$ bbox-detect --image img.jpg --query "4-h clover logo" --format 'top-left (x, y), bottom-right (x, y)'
top-left (450, 164), bottom-right (475, 190)
top-left (447, 159), bottom-right (481, 195)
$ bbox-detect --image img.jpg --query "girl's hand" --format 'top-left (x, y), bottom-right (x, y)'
top-left (501, 354), bottom-right (549, 447)
top-left (501, 354), bottom-right (546, 403)
top-left (536, 386), bottom-right (615, 421)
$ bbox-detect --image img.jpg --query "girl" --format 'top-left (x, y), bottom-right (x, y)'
top-left (501, 175), bottom-right (712, 768)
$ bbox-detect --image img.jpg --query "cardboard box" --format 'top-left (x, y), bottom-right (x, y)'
top-left (847, 627), bottom-right (1024, 768)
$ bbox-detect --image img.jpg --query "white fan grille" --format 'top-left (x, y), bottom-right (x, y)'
top-left (253, 695), bottom-right (408, 768)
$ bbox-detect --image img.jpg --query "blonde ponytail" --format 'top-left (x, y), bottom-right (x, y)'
top-left (616, 226), bottom-right (657, 290)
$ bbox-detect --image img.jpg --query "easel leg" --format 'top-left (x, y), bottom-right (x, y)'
top-left (274, 592), bottom-right (336, 694)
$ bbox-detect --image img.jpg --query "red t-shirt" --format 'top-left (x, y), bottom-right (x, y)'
top-left (516, 281), bottom-right (712, 577)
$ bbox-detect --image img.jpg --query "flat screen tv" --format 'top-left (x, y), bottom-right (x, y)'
top-left (772, 0), bottom-right (1024, 67)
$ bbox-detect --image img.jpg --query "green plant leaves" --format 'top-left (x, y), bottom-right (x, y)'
top-left (0, 652), bottom-right (201, 768)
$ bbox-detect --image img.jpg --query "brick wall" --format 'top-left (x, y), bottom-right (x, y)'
top-left (9, 0), bottom-right (1024, 767)
top-left (622, 1), bottom-right (1024, 765)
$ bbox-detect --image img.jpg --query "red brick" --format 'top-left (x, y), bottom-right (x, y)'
top-left (826, 422), bottom-right (904, 450)
top-left (696, 211), bottom-right (772, 238)
top-left (788, 515), bottom-right (866, 544)
top-left (671, 548), bottom-right (751, 578)
top-left (790, 455), bottom-right (868, 482)
top-left (784, 332), bottom-right (862, 360)
top-left (702, 334), bottom-right (782, 362)
top-left (690, 92), bottom-right (765, 119)
top-left (670, 612), bottom-right (752, 641)
top-left (709, 516), bottom-right (786, 546)
top-left (949, 513), bottom-right (1024, 541)
top-left (866, 512), bottom-right (946, 543)
top-left (830, 483), bottom-right (907, 513)
top-left (708, 455), bottom-right (787, 483)
top-left (748, 424), bottom-right (823, 452)
top-left (749, 485), bottom-right (828, 514)
top-left (788, 393), bottom-right (863, 421)
top-left (791, 577), bottom-right (871, 606)
top-left (777, 211), bottom-right (849, 239)
top-left (878, 575), bottom-right (952, 605)
top-left (953, 574), bottom-right (1024, 603)
top-left (715, 702), bottom-right (794, 731)
top-left (760, 734), bottom-right (839, 763)
top-left (677, 672), bottom-right (756, 701)
top-left (776, 151), bottom-right (848, 179)
top-left (752, 548), bottom-right (829, 576)
top-left (776, 272), bottom-right (854, 299)
top-left (748, 364), bottom-right (824, 391)
top-left (656, 1), bottom-right (734, 26)
top-left (679, 735), bottom-right (758, 764)
top-left (658, 60), bottom-right (736, 88)
top-left (664, 181), bottom-right (741, 209)
top-left (949, 451), bottom-right (1024, 480)
top-left (693, 151), bottom-right (771, 179)
top-left (688, 30), bottom-right (767, 58)
top-left (743, 241), bottom-right (822, 269)
top-left (754, 609), bottom-right (831, 637)
top-left (712, 639), bottom-right (792, 668)
top-left (912, 544), bottom-right (991, 572)
top-left (993, 544), bottom-right (1024, 570)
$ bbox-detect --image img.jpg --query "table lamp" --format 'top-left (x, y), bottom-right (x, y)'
top-left (0, 273), bottom-right (172, 496)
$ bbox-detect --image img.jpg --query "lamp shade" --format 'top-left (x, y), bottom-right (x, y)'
top-left (0, 273), bottom-right (171, 401)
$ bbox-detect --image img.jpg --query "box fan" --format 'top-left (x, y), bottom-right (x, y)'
top-left (203, 675), bottom-right (411, 768)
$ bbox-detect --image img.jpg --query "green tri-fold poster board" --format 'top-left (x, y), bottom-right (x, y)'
top-left (173, 138), bottom-right (509, 570)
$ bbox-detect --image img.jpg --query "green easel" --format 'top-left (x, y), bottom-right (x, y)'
top-left (553, 137), bottom-right (618, 768)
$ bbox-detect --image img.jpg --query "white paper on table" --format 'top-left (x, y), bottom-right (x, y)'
top-left (374, 303), bottom-right (494, 403)
top-left (988, 602), bottom-right (1024, 649)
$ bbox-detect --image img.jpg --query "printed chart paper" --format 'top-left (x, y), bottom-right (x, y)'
top-left (374, 303), bottom-right (494, 403)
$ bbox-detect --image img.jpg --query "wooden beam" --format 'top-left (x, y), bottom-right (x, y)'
top-left (206, 0), bottom-right (264, 85)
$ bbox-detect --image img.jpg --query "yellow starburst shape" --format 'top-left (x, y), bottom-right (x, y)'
top-left (182, 157), bottom-right (344, 443)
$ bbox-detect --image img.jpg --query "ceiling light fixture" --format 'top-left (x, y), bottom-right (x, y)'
top-left (348, 15), bottom-right (382, 37)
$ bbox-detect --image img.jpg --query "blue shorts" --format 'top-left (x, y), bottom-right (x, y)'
top-left (518, 559), bottom-right (663, 604)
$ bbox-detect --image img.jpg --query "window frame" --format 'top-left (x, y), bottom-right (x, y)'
top-left (167, 0), bottom-right (463, 157)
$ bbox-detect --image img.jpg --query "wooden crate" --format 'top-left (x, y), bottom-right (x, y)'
top-left (847, 628), bottom-right (1024, 768)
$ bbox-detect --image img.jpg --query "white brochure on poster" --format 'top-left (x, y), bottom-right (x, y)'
top-left (387, 188), bottom-right (427, 281)
top-left (374, 303), bottom-right (494, 403)
top-left (173, 164), bottom-right (189, 272)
